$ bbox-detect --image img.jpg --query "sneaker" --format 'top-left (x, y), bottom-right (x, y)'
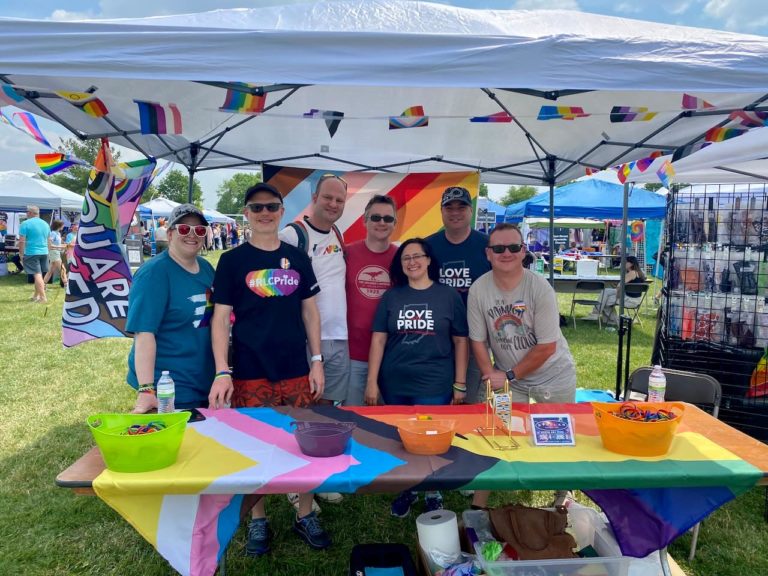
top-left (424, 492), bottom-right (444, 512)
top-left (293, 511), bottom-right (331, 550)
top-left (315, 492), bottom-right (343, 503)
top-left (245, 518), bottom-right (270, 557)
top-left (390, 491), bottom-right (418, 518)
top-left (286, 493), bottom-right (321, 514)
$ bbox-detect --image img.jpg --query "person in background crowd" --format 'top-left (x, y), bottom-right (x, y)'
top-left (18, 205), bottom-right (50, 303)
top-left (344, 194), bottom-right (398, 406)
top-left (366, 238), bottom-right (468, 517)
top-left (230, 222), bottom-right (239, 247)
top-left (42, 219), bottom-right (66, 287)
top-left (467, 223), bottom-right (576, 510)
top-left (65, 223), bottom-right (78, 272)
top-left (205, 223), bottom-right (214, 251)
top-left (126, 204), bottom-right (215, 414)
top-left (426, 186), bottom-right (490, 404)
top-left (154, 218), bottom-right (169, 253)
top-left (209, 182), bottom-right (331, 556)
top-left (586, 255), bottom-right (647, 326)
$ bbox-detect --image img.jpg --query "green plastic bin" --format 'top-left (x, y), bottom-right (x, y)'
top-left (87, 412), bottom-right (190, 473)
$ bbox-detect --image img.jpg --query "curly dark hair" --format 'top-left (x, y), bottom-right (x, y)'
top-left (390, 238), bottom-right (441, 287)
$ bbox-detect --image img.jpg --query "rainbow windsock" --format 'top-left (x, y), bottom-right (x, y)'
top-left (135, 100), bottom-right (182, 135)
top-left (610, 106), bottom-right (657, 123)
top-left (389, 106), bottom-right (428, 129)
top-left (682, 93), bottom-right (714, 110)
top-left (218, 83), bottom-right (266, 114)
top-left (56, 91), bottom-right (109, 117)
top-left (537, 106), bottom-right (589, 120)
top-left (35, 152), bottom-right (89, 175)
top-left (470, 112), bottom-right (513, 123)
top-left (0, 85), bottom-right (24, 107)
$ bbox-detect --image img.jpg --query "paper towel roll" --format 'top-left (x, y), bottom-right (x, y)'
top-left (416, 509), bottom-right (460, 558)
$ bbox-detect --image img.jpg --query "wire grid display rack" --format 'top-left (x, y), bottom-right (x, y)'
top-left (654, 183), bottom-right (768, 441)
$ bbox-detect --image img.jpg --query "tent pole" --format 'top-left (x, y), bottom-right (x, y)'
top-left (188, 143), bottom-right (199, 204)
top-left (547, 156), bottom-right (556, 287)
top-left (614, 182), bottom-right (630, 398)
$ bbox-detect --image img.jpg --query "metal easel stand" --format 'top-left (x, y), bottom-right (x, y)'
top-left (614, 315), bottom-right (634, 400)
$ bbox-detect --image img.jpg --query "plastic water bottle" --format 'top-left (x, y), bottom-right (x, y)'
top-left (157, 371), bottom-right (176, 413)
top-left (648, 365), bottom-right (666, 403)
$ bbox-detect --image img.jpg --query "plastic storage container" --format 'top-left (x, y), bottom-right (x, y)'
top-left (291, 421), bottom-right (356, 457)
top-left (87, 412), bottom-right (190, 473)
top-left (397, 419), bottom-right (456, 455)
top-left (592, 402), bottom-right (685, 457)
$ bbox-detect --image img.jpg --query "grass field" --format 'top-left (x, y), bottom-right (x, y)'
top-left (1, 262), bottom-right (767, 576)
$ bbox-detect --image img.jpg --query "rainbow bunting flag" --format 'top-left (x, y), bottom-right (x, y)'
top-left (117, 158), bottom-right (156, 180)
top-left (585, 167), bottom-right (600, 176)
top-left (728, 110), bottom-right (768, 128)
top-left (470, 112), bottom-right (513, 123)
top-left (682, 93), bottom-right (714, 110)
top-left (537, 106), bottom-right (589, 121)
top-left (672, 141), bottom-right (710, 162)
top-left (656, 160), bottom-right (675, 189)
top-left (303, 109), bottom-right (344, 137)
top-left (35, 152), bottom-right (89, 176)
top-left (55, 91), bottom-right (109, 118)
top-left (616, 162), bottom-right (634, 184)
top-left (609, 106), bottom-right (657, 123)
top-left (135, 100), bottom-right (182, 135)
top-left (218, 83), bottom-right (266, 114)
top-left (389, 106), bottom-right (428, 129)
top-left (0, 85), bottom-right (24, 107)
top-left (704, 126), bottom-right (748, 142)
top-left (634, 151), bottom-right (664, 172)
top-left (12, 111), bottom-right (51, 148)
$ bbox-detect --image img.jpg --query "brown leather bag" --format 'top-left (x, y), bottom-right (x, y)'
top-left (489, 504), bottom-right (577, 560)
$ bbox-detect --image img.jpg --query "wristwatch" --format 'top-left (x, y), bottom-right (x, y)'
top-left (505, 369), bottom-right (517, 382)
top-left (310, 354), bottom-right (324, 363)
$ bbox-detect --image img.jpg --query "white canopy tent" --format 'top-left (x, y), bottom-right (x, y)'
top-left (138, 197), bottom-right (179, 219)
top-left (0, 1), bottom-right (767, 187)
top-left (0, 170), bottom-right (84, 211)
top-left (203, 209), bottom-right (236, 225)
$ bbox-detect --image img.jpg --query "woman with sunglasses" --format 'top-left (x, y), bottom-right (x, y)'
top-left (126, 203), bottom-right (215, 413)
top-left (365, 238), bottom-right (468, 517)
top-left (585, 255), bottom-right (647, 326)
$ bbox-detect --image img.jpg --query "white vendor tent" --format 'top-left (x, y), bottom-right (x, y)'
top-left (0, 1), bottom-right (767, 188)
top-left (0, 170), bottom-right (84, 211)
top-left (203, 209), bottom-right (236, 225)
top-left (138, 197), bottom-right (179, 219)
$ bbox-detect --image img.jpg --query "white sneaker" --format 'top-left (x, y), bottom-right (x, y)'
top-left (286, 493), bottom-right (321, 514)
top-left (315, 492), bottom-right (343, 503)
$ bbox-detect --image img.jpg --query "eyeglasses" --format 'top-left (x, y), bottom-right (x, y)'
top-left (488, 243), bottom-right (523, 254)
top-left (318, 173), bottom-right (348, 190)
top-left (173, 224), bottom-right (208, 238)
top-left (368, 214), bottom-right (395, 223)
top-left (401, 253), bottom-right (428, 263)
top-left (246, 202), bottom-right (282, 213)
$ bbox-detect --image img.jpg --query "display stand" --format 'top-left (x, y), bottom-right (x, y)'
top-left (654, 183), bottom-right (768, 440)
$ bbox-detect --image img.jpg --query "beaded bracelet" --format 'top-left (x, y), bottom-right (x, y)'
top-left (138, 383), bottom-right (155, 395)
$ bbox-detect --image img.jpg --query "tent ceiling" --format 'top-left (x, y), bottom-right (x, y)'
top-left (1, 1), bottom-right (768, 185)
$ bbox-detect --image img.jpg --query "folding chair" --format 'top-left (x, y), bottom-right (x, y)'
top-left (626, 367), bottom-right (722, 561)
top-left (622, 283), bottom-right (649, 326)
top-left (569, 280), bottom-right (605, 329)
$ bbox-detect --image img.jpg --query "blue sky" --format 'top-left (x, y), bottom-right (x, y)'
top-left (1, 0), bottom-right (765, 206)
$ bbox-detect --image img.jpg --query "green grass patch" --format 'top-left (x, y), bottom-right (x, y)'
top-left (1, 267), bottom-right (765, 575)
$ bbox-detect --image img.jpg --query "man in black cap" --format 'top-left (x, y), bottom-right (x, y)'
top-left (426, 186), bottom-right (490, 404)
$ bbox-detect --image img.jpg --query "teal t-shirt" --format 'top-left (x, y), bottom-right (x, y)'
top-left (126, 251), bottom-right (215, 408)
top-left (19, 217), bottom-right (50, 256)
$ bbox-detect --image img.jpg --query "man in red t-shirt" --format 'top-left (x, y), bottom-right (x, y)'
top-left (344, 195), bottom-right (398, 405)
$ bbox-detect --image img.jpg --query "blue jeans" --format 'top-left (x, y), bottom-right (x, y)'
top-left (381, 391), bottom-right (452, 406)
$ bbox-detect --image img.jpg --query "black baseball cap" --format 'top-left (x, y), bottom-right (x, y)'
top-left (441, 186), bottom-right (472, 207)
top-left (244, 183), bottom-right (283, 205)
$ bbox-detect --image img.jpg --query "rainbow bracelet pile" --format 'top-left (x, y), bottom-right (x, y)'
top-left (615, 402), bottom-right (676, 422)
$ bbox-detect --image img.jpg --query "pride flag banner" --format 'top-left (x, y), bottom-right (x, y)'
top-left (35, 152), bottom-right (90, 176)
top-left (657, 159), bottom-right (675, 189)
top-left (672, 141), bottom-right (710, 162)
top-left (729, 110), bottom-right (768, 128)
top-left (0, 84), bottom-right (24, 106)
top-left (537, 106), bottom-right (589, 120)
top-left (135, 100), bottom-right (183, 135)
top-left (682, 93), bottom-right (714, 110)
top-left (11, 111), bottom-right (51, 148)
top-left (705, 126), bottom-right (748, 142)
top-left (470, 112), bottom-right (513, 123)
top-left (303, 108), bottom-right (344, 137)
top-left (218, 83), bottom-right (266, 114)
top-left (609, 106), bottom-right (657, 123)
top-left (389, 105), bottom-right (428, 129)
top-left (56, 91), bottom-right (109, 118)
top-left (616, 162), bottom-right (634, 184)
top-left (263, 165), bottom-right (479, 243)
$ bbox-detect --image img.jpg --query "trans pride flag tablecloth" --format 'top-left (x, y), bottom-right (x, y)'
top-left (92, 404), bottom-right (764, 576)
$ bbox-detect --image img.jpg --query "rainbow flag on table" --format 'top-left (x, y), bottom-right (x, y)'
top-left (91, 404), bottom-right (763, 576)
top-left (263, 165), bottom-right (479, 243)
top-left (135, 100), bottom-right (183, 135)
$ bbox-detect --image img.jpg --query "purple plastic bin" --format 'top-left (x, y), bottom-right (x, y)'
top-left (291, 421), bottom-right (356, 457)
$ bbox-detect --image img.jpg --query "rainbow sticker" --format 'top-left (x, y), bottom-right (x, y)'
top-left (246, 269), bottom-right (301, 297)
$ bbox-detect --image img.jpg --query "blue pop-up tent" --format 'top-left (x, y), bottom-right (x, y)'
top-left (504, 180), bottom-right (666, 222)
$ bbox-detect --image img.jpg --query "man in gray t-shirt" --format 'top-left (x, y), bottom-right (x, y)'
top-left (467, 223), bottom-right (576, 402)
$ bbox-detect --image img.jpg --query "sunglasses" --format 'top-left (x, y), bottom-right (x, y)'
top-left (173, 224), bottom-right (208, 238)
top-left (318, 173), bottom-right (348, 190)
top-left (368, 214), bottom-right (395, 223)
top-left (488, 243), bottom-right (524, 254)
top-left (246, 202), bottom-right (282, 213)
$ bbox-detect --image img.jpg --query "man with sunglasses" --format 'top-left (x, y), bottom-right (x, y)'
top-left (209, 183), bottom-right (331, 555)
top-left (344, 195), bottom-right (399, 406)
top-left (426, 186), bottom-right (490, 404)
top-left (467, 223), bottom-right (576, 509)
